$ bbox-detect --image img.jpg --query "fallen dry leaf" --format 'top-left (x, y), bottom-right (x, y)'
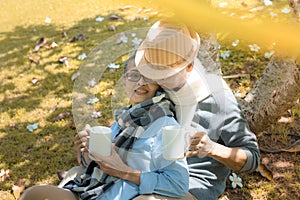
top-left (62, 31), bottom-right (68, 38)
top-left (28, 55), bottom-right (40, 64)
top-left (50, 103), bottom-right (58, 112)
top-left (58, 57), bottom-right (69, 68)
top-left (278, 116), bottom-right (294, 123)
top-left (108, 14), bottom-right (123, 20)
top-left (0, 169), bottom-right (10, 182)
top-left (109, 25), bottom-right (117, 32)
top-left (33, 37), bottom-right (47, 52)
top-left (69, 119), bottom-right (76, 130)
top-left (119, 5), bottom-right (136, 11)
top-left (256, 163), bottom-right (273, 181)
top-left (260, 139), bottom-right (300, 153)
top-left (69, 34), bottom-right (84, 42)
top-left (31, 77), bottom-right (39, 85)
top-left (12, 178), bottom-right (27, 199)
top-left (52, 112), bottom-right (71, 122)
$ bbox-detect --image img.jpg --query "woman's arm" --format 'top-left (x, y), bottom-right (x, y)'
top-left (93, 117), bottom-right (189, 198)
top-left (136, 117), bottom-right (189, 197)
top-left (138, 160), bottom-right (189, 197)
top-left (93, 146), bottom-right (189, 198)
top-left (93, 145), bottom-right (141, 185)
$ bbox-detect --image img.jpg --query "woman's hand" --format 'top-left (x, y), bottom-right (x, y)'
top-left (93, 145), bottom-right (127, 177)
top-left (91, 144), bottom-right (141, 185)
top-left (74, 124), bottom-right (91, 152)
top-left (74, 124), bottom-right (91, 166)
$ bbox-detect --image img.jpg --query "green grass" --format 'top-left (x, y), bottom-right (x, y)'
top-left (0, 0), bottom-right (162, 195)
top-left (0, 0), bottom-right (299, 199)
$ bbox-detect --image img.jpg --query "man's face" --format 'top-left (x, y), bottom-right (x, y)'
top-left (151, 67), bottom-right (190, 90)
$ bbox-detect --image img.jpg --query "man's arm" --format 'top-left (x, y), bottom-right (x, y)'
top-left (186, 132), bottom-right (247, 171)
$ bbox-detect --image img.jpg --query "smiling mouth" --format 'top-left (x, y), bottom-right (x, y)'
top-left (134, 88), bottom-right (148, 95)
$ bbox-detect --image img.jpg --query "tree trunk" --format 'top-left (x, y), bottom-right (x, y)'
top-left (240, 56), bottom-right (300, 134)
top-left (197, 33), bottom-right (222, 76)
top-left (196, 1), bottom-right (300, 135)
top-left (197, 36), bottom-right (300, 135)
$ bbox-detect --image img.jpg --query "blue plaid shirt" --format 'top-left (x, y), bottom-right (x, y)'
top-left (98, 116), bottom-right (189, 200)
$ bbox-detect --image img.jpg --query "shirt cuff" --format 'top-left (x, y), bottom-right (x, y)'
top-left (138, 171), bottom-right (156, 194)
top-left (81, 152), bottom-right (89, 168)
top-left (239, 148), bottom-right (255, 172)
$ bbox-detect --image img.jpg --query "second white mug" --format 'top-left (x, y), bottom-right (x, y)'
top-left (162, 125), bottom-right (186, 160)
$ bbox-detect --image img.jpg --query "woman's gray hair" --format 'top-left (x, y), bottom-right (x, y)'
top-left (123, 51), bottom-right (137, 73)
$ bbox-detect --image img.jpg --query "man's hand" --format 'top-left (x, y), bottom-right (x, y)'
top-left (186, 132), bottom-right (216, 157)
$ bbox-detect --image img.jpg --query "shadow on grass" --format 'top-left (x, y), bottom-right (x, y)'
top-left (0, 10), bottom-right (158, 192)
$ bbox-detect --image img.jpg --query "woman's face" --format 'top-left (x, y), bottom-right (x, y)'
top-left (125, 59), bottom-right (159, 106)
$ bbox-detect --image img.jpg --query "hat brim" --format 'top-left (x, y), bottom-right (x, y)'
top-left (135, 33), bottom-right (200, 80)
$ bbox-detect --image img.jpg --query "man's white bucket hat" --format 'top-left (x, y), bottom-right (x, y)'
top-left (135, 20), bottom-right (200, 79)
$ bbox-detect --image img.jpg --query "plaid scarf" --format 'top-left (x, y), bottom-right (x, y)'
top-left (63, 93), bottom-right (175, 200)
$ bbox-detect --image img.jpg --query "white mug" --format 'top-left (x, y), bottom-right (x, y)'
top-left (162, 125), bottom-right (186, 160)
top-left (88, 126), bottom-right (112, 159)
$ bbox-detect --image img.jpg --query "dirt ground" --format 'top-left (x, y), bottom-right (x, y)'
top-left (220, 116), bottom-right (300, 200)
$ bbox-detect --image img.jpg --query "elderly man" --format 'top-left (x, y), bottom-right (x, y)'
top-left (134, 20), bottom-right (260, 200)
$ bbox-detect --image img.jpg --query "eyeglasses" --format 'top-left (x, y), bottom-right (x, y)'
top-left (125, 70), bottom-right (156, 83)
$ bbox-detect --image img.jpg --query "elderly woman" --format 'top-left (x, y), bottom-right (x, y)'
top-left (20, 55), bottom-right (189, 200)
